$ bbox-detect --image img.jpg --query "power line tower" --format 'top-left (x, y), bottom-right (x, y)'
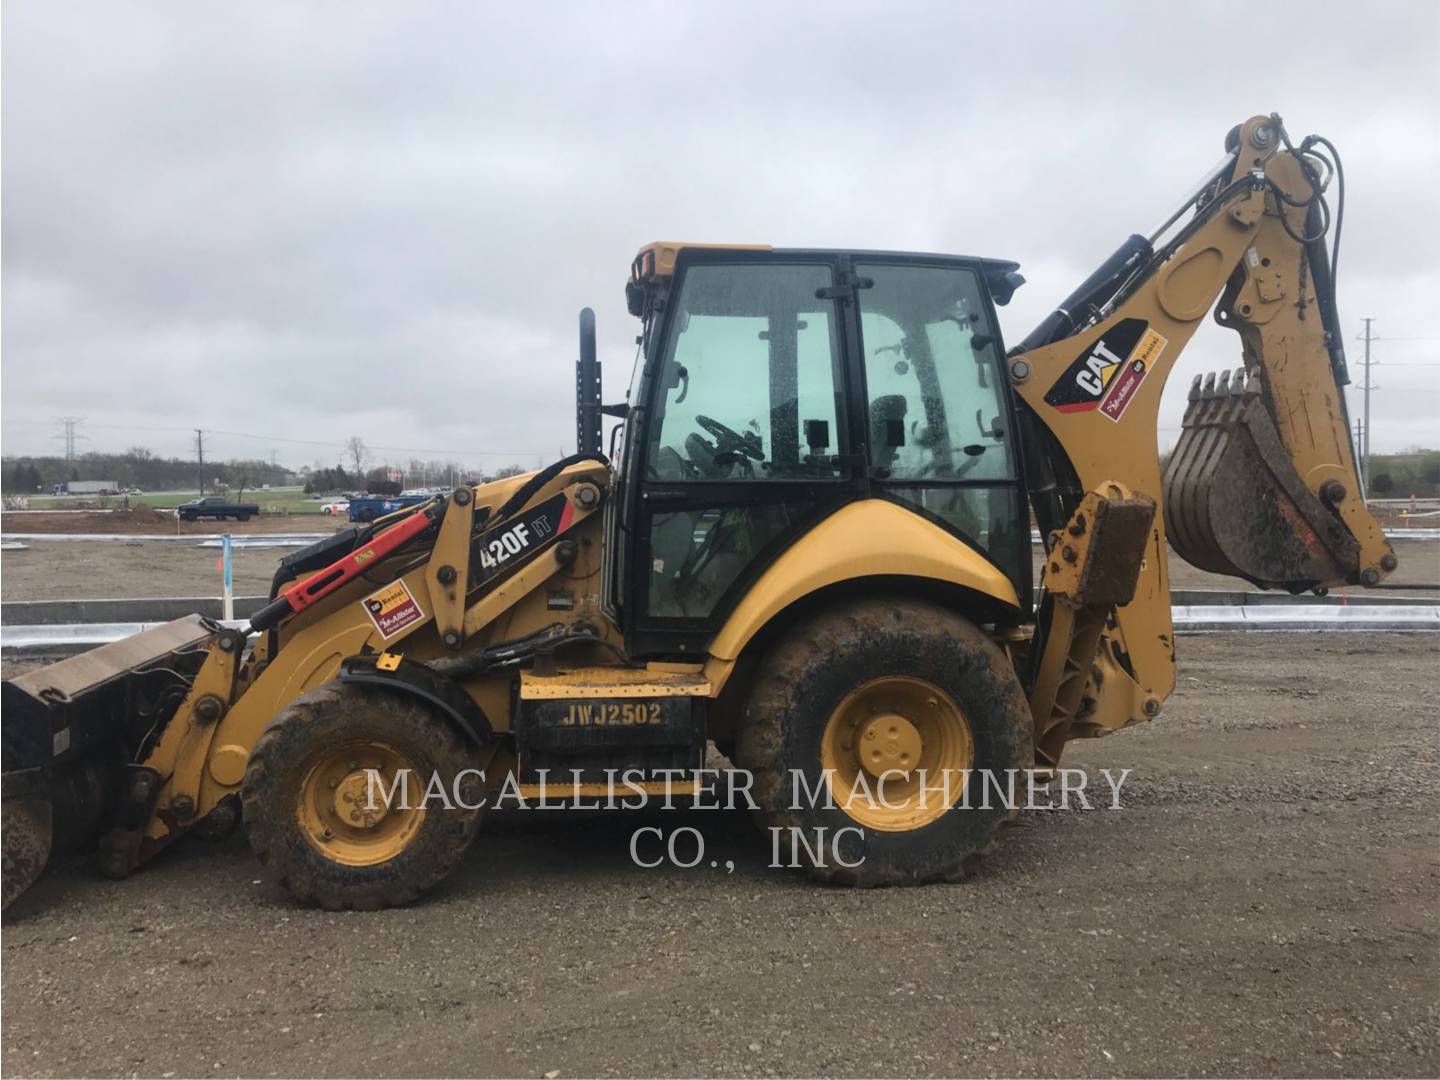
top-left (53, 416), bottom-right (86, 461)
top-left (195, 429), bottom-right (206, 495)
top-left (1358, 318), bottom-right (1375, 492)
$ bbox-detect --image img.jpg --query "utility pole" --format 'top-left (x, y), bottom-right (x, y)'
top-left (1359, 318), bottom-right (1375, 492)
top-left (195, 429), bottom-right (206, 495)
top-left (53, 416), bottom-right (85, 461)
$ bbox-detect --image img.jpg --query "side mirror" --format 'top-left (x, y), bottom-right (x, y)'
top-left (625, 280), bottom-right (645, 318)
top-left (987, 270), bottom-right (1025, 307)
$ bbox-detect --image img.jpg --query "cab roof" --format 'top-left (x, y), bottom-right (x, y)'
top-left (631, 241), bottom-right (1020, 281)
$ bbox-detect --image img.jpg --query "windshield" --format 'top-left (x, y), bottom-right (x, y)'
top-left (644, 263), bottom-right (844, 482)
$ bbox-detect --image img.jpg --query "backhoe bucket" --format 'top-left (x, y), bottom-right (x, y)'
top-left (1, 616), bottom-right (216, 908)
top-left (1162, 368), bottom-right (1360, 592)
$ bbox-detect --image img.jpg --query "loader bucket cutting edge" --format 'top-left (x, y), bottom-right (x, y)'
top-left (1162, 367), bottom-right (1360, 592)
top-left (1, 780), bottom-right (52, 910)
top-left (1, 615), bottom-right (218, 909)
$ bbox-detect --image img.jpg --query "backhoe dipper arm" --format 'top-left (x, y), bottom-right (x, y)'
top-left (1009, 114), bottom-right (1394, 755)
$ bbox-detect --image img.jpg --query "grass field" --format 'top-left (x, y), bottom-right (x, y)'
top-left (16, 487), bottom-right (335, 515)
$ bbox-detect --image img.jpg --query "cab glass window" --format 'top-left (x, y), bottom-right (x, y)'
top-left (645, 264), bottom-right (844, 482)
top-left (856, 264), bottom-right (1014, 483)
top-left (856, 262), bottom-right (1023, 592)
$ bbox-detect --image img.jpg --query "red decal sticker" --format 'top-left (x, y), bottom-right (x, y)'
top-left (362, 580), bottom-right (425, 640)
top-left (1099, 359), bottom-right (1149, 422)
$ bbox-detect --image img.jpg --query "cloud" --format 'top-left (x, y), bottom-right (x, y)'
top-left (3, 0), bottom-right (1436, 467)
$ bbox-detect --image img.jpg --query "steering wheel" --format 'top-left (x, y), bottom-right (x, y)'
top-left (695, 415), bottom-right (764, 462)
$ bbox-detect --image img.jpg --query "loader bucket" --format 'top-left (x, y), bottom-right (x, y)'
top-left (1, 616), bottom-right (217, 909)
top-left (1162, 368), bottom-right (1360, 592)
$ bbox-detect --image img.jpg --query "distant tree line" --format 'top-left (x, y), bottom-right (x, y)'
top-left (302, 463), bottom-right (526, 495)
top-left (1, 449), bottom-right (292, 494)
top-left (3, 446), bottom-right (545, 497)
top-left (303, 466), bottom-right (361, 494)
top-left (1369, 450), bottom-right (1440, 498)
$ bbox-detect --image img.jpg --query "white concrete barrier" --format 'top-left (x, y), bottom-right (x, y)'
top-left (0, 532), bottom-right (330, 545)
top-left (4, 606), bottom-right (1437, 657)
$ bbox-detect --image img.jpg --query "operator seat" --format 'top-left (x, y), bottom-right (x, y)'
top-left (870, 394), bottom-right (909, 475)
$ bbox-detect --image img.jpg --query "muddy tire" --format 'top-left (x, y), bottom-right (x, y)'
top-left (735, 598), bottom-right (1032, 886)
top-left (191, 794), bottom-right (241, 842)
top-left (243, 682), bottom-right (485, 910)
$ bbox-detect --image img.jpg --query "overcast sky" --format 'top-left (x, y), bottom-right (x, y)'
top-left (3, 1), bottom-right (1437, 472)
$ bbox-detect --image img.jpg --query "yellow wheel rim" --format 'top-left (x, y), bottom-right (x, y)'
top-left (820, 676), bottom-right (974, 832)
top-left (296, 741), bottom-right (426, 867)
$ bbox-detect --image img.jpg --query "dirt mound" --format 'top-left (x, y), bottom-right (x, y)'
top-left (0, 510), bottom-right (151, 534)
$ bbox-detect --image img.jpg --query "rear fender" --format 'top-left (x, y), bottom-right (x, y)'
top-left (704, 500), bottom-right (1020, 696)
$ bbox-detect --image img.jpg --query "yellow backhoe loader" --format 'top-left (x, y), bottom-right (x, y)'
top-left (2, 114), bottom-right (1395, 910)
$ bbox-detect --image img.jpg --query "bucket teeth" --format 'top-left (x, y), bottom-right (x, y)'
top-left (1163, 366), bottom-right (1358, 591)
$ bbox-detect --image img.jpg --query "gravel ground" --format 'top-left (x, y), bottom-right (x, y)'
top-left (2, 633), bottom-right (1437, 1078)
top-left (2, 537), bottom-right (1436, 602)
top-left (0, 540), bottom-right (299, 601)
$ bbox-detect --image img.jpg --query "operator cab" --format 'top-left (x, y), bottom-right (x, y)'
top-left (602, 243), bottom-right (1029, 656)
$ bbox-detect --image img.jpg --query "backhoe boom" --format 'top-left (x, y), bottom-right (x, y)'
top-left (1013, 112), bottom-right (1393, 744)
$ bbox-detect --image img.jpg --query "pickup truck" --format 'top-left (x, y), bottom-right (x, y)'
top-left (176, 496), bottom-right (260, 522)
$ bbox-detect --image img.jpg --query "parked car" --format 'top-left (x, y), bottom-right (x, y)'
top-left (176, 496), bottom-right (260, 522)
top-left (320, 500), bottom-right (349, 516)
top-left (346, 492), bottom-right (431, 523)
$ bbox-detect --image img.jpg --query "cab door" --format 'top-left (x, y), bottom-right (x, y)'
top-left (624, 256), bottom-right (860, 654)
top-left (852, 260), bottom-right (1029, 594)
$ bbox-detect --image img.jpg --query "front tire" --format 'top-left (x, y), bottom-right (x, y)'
top-left (736, 598), bottom-right (1032, 886)
top-left (243, 683), bottom-right (486, 910)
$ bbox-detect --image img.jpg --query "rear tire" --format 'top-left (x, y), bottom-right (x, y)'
top-left (237, 513), bottom-right (251, 522)
top-left (243, 683), bottom-right (485, 910)
top-left (736, 598), bottom-right (1031, 886)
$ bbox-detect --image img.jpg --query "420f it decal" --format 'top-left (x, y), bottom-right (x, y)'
top-left (1043, 318), bottom-right (1167, 422)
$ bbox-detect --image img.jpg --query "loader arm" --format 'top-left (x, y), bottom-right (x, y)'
top-left (1011, 114), bottom-right (1393, 758)
top-left (1, 460), bottom-right (610, 902)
